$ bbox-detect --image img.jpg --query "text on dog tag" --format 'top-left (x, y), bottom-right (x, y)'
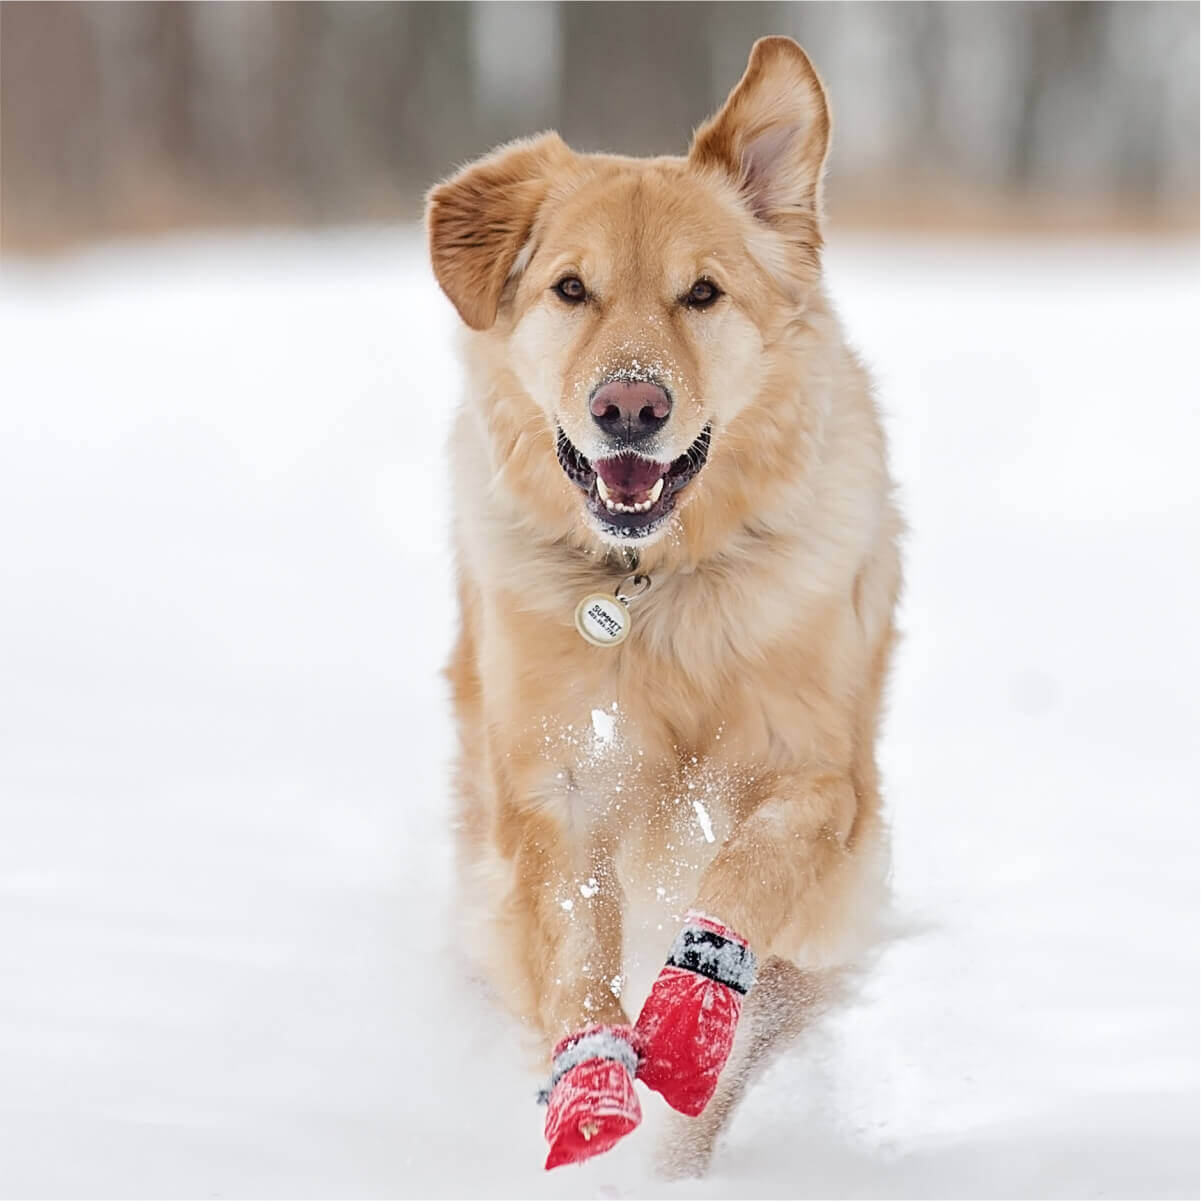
top-left (574, 593), bottom-right (630, 648)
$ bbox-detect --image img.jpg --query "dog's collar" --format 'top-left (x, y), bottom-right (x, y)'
top-left (604, 545), bottom-right (640, 575)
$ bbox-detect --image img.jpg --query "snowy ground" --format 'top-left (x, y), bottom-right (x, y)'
top-left (0, 229), bottom-right (1197, 1199)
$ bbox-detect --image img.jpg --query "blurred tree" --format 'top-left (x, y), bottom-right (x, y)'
top-left (1, 0), bottom-right (1196, 252)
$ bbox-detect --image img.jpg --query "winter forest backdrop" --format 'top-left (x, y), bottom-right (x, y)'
top-left (3, 0), bottom-right (1198, 252)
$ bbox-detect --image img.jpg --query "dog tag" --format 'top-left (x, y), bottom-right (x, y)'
top-left (574, 593), bottom-right (630, 648)
top-left (574, 574), bottom-right (650, 649)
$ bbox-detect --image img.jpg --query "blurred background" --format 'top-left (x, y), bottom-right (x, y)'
top-left (1, 4), bottom-right (1197, 1199)
top-left (2, 0), bottom-right (1198, 252)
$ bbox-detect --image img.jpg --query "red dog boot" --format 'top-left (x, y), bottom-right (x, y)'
top-left (634, 912), bottom-right (757, 1116)
top-left (539, 1024), bottom-right (642, 1169)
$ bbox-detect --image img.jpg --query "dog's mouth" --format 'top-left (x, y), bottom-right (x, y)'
top-left (555, 425), bottom-right (712, 539)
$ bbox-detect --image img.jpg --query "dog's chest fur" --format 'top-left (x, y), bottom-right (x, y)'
top-left (517, 565), bottom-right (846, 859)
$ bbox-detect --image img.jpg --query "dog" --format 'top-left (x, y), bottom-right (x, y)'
top-left (426, 36), bottom-right (901, 1173)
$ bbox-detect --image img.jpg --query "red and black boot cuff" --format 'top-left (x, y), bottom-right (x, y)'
top-left (634, 913), bottom-right (757, 1116)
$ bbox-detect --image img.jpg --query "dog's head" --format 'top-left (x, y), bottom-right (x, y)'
top-left (427, 37), bottom-right (830, 550)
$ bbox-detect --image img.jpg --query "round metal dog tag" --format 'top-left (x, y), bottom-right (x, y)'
top-left (574, 593), bottom-right (630, 648)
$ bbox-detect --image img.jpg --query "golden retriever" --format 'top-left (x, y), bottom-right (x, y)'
top-left (426, 35), bottom-right (901, 1173)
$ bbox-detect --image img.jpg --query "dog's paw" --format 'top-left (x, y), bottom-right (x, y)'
top-left (540, 1025), bottom-right (641, 1169)
top-left (634, 914), bottom-right (756, 1116)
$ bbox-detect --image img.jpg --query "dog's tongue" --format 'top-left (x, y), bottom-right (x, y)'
top-left (594, 455), bottom-right (666, 499)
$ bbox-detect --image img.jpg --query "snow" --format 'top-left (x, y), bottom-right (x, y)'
top-left (0, 228), bottom-right (1197, 1198)
top-left (592, 707), bottom-right (617, 745)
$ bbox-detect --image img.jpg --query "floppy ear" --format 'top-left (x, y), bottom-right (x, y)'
top-left (426, 132), bottom-right (570, 331)
top-left (689, 37), bottom-right (831, 252)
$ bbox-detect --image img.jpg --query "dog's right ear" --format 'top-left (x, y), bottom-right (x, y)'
top-left (689, 37), bottom-right (830, 262)
top-left (426, 132), bottom-right (571, 331)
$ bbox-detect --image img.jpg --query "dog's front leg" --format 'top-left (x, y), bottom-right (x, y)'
top-left (503, 805), bottom-right (641, 1168)
top-left (506, 807), bottom-right (627, 1036)
top-left (634, 770), bottom-right (856, 1116)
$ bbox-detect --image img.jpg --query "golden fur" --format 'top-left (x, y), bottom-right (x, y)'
top-left (427, 36), bottom-right (902, 1164)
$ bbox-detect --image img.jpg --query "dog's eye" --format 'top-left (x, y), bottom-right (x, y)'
top-left (554, 276), bottom-right (587, 304)
top-left (684, 279), bottom-right (721, 308)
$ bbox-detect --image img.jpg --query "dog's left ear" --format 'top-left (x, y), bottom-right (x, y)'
top-left (689, 37), bottom-right (830, 253)
top-left (426, 132), bottom-right (571, 331)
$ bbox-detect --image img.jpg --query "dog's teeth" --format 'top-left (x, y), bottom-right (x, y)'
top-left (596, 476), bottom-right (612, 503)
top-left (648, 477), bottom-right (664, 504)
top-left (601, 493), bottom-right (660, 517)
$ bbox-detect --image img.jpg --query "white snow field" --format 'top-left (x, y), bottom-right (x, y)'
top-left (0, 229), bottom-right (1197, 1200)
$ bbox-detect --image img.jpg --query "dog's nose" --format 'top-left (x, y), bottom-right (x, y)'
top-left (589, 381), bottom-right (672, 444)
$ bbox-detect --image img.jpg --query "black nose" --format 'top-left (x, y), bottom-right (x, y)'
top-left (589, 380), bottom-right (672, 444)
